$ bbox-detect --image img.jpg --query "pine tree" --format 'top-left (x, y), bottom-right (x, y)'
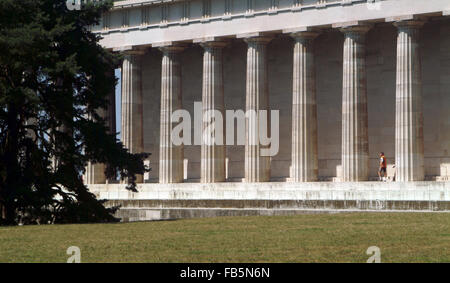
top-left (0, 0), bottom-right (149, 225)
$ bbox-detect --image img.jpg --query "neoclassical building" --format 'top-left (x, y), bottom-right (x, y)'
top-left (86, 0), bottom-right (450, 220)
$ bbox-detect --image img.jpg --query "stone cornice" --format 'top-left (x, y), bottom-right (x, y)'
top-left (104, 0), bottom-right (368, 29)
top-left (113, 0), bottom-right (185, 10)
top-left (97, 0), bottom-right (450, 50)
top-left (112, 0), bottom-right (359, 10)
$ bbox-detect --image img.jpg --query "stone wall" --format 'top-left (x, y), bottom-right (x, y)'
top-left (88, 182), bottom-right (450, 221)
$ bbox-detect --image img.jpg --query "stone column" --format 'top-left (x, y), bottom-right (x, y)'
top-left (159, 46), bottom-right (185, 184)
top-left (243, 36), bottom-right (272, 183)
top-left (289, 31), bottom-right (319, 182)
top-left (85, 157), bottom-right (106, 184)
top-left (199, 41), bottom-right (227, 183)
top-left (122, 52), bottom-right (144, 183)
top-left (85, 105), bottom-right (107, 184)
top-left (394, 20), bottom-right (425, 182)
top-left (86, 69), bottom-right (117, 185)
top-left (341, 25), bottom-right (371, 182)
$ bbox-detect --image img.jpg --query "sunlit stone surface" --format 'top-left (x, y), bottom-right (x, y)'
top-left (86, 1), bottom-right (450, 218)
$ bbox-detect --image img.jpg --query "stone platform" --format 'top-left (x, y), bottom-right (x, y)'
top-left (88, 182), bottom-right (450, 222)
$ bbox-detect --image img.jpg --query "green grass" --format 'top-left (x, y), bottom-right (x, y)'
top-left (0, 213), bottom-right (449, 263)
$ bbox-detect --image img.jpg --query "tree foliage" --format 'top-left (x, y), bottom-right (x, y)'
top-left (0, 0), bottom-right (149, 225)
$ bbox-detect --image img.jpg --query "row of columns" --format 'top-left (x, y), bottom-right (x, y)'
top-left (87, 19), bottom-right (426, 184)
top-left (290, 20), bottom-right (425, 183)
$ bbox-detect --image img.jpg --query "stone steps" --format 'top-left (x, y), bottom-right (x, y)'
top-left (107, 199), bottom-right (450, 222)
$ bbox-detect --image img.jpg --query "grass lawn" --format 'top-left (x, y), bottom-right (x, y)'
top-left (0, 213), bottom-right (449, 263)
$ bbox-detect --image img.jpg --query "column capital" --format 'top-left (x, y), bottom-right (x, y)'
top-left (283, 26), bottom-right (320, 40)
top-left (289, 31), bottom-right (320, 41)
top-left (237, 33), bottom-right (273, 45)
top-left (243, 36), bottom-right (273, 45)
top-left (393, 20), bottom-right (426, 30)
top-left (113, 46), bottom-right (146, 56)
top-left (198, 41), bottom-right (229, 50)
top-left (339, 24), bottom-right (372, 35)
top-left (193, 37), bottom-right (229, 49)
top-left (158, 46), bottom-right (186, 54)
top-left (153, 42), bottom-right (186, 54)
top-left (122, 50), bottom-right (146, 56)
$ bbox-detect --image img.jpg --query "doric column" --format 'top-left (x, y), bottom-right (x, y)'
top-left (340, 25), bottom-right (371, 182)
top-left (85, 152), bottom-right (106, 184)
top-left (86, 69), bottom-right (117, 185)
top-left (289, 31), bottom-right (319, 182)
top-left (394, 20), bottom-right (425, 182)
top-left (122, 52), bottom-right (144, 183)
top-left (199, 41), bottom-right (227, 183)
top-left (85, 104), bottom-right (107, 184)
top-left (243, 36), bottom-right (272, 183)
top-left (159, 46), bottom-right (185, 184)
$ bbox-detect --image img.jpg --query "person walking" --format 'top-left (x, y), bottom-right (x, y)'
top-left (378, 152), bottom-right (387, 181)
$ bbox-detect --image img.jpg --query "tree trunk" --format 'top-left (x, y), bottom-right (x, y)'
top-left (0, 203), bottom-right (4, 221)
top-left (2, 104), bottom-right (21, 225)
top-left (3, 204), bottom-right (16, 225)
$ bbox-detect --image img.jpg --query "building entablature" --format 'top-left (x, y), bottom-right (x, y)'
top-left (94, 0), bottom-right (450, 50)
